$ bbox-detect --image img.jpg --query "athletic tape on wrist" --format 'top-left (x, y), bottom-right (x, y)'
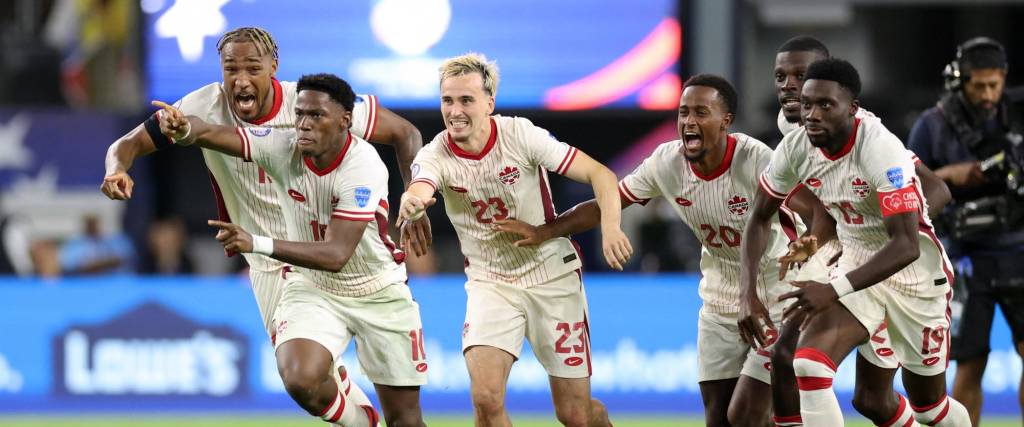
top-left (252, 235), bottom-right (274, 256)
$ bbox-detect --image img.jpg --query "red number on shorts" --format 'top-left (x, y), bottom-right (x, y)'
top-left (920, 326), bottom-right (946, 355)
top-left (471, 197), bottom-right (509, 224)
top-left (834, 201), bottom-right (864, 225)
top-left (309, 220), bottom-right (328, 241)
top-left (409, 329), bottom-right (427, 361)
top-left (700, 224), bottom-right (742, 248)
top-left (554, 322), bottom-right (586, 354)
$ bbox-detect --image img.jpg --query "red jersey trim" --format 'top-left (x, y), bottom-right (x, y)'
top-left (446, 118), bottom-right (497, 160)
top-left (249, 78), bottom-right (284, 125)
top-left (363, 95), bottom-right (379, 141)
top-left (759, 173), bottom-right (788, 200)
top-left (618, 181), bottom-right (650, 205)
top-left (236, 127), bottom-right (253, 162)
top-left (207, 172), bottom-right (237, 257)
top-left (304, 132), bottom-right (353, 176)
top-left (332, 213), bottom-right (374, 222)
top-left (689, 135), bottom-right (737, 181)
top-left (410, 178), bottom-right (438, 193)
top-left (819, 118), bottom-right (861, 161)
top-left (555, 146), bottom-right (579, 175)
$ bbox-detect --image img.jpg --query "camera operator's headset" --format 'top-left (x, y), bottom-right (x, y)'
top-left (943, 37), bottom-right (1007, 92)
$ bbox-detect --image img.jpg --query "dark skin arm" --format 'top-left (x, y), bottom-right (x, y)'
top-left (210, 217), bottom-right (367, 272)
top-left (492, 195), bottom-right (633, 246)
top-left (915, 162), bottom-right (951, 219)
top-left (370, 106), bottom-right (423, 186)
top-left (102, 123), bottom-right (159, 200)
top-left (737, 188), bottom-right (783, 347)
top-left (780, 210), bottom-right (922, 329)
top-left (152, 100), bottom-right (246, 157)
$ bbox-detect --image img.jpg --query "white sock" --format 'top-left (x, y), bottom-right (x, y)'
top-left (317, 372), bottom-right (372, 427)
top-left (336, 363), bottom-right (379, 426)
top-left (793, 347), bottom-right (844, 426)
top-left (911, 394), bottom-right (971, 426)
top-left (773, 414), bottom-right (804, 426)
top-left (877, 394), bottom-right (921, 427)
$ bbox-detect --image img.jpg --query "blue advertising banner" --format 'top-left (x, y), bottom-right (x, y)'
top-left (0, 275), bottom-right (1018, 414)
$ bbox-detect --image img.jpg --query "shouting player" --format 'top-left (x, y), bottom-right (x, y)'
top-left (740, 58), bottom-right (970, 426)
top-left (495, 74), bottom-right (820, 426)
top-left (397, 53), bottom-right (631, 426)
top-left (153, 73), bottom-right (425, 427)
top-left (101, 27), bottom-right (427, 417)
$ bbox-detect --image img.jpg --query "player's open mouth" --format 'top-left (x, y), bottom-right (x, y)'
top-left (781, 96), bottom-right (800, 111)
top-left (449, 119), bottom-right (469, 131)
top-left (683, 131), bottom-right (702, 149)
top-left (235, 94), bottom-right (257, 111)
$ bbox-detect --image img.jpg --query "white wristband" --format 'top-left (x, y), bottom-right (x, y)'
top-left (830, 274), bottom-right (855, 298)
top-left (252, 235), bottom-right (274, 256)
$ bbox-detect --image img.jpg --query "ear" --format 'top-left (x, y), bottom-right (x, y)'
top-left (270, 58), bottom-right (279, 76)
top-left (721, 112), bottom-right (734, 129)
top-left (849, 99), bottom-right (860, 117)
top-left (341, 109), bottom-right (352, 131)
top-left (486, 95), bottom-right (495, 115)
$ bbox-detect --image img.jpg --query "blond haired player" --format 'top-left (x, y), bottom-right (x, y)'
top-left (101, 27), bottom-right (428, 421)
top-left (152, 73), bottom-right (426, 427)
top-left (397, 53), bottom-right (631, 426)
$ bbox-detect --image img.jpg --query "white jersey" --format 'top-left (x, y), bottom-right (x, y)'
top-left (237, 128), bottom-right (405, 297)
top-left (410, 115), bottom-right (583, 288)
top-left (172, 79), bottom-right (380, 272)
top-left (619, 134), bottom-right (801, 315)
top-left (760, 118), bottom-right (953, 297)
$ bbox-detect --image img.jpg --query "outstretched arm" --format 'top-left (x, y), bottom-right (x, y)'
top-left (151, 101), bottom-right (245, 158)
top-left (494, 196), bottom-right (634, 247)
top-left (210, 217), bottom-right (368, 272)
top-left (560, 152), bottom-right (633, 270)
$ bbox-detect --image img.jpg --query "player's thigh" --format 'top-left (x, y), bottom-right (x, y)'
top-left (728, 374), bottom-right (772, 424)
top-left (346, 284), bottom-right (428, 387)
top-left (463, 279), bottom-right (527, 360)
top-left (464, 345), bottom-right (515, 399)
top-left (697, 310), bottom-right (750, 383)
top-left (798, 287), bottom-right (881, 362)
top-left (884, 287), bottom-right (953, 377)
top-left (250, 268), bottom-right (287, 341)
top-left (273, 275), bottom-right (354, 362)
top-left (522, 272), bottom-right (592, 379)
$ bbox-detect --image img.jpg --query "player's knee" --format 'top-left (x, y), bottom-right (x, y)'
top-left (278, 363), bottom-right (328, 406)
top-left (850, 389), bottom-right (892, 420)
top-left (470, 388), bottom-right (506, 417)
top-left (772, 340), bottom-right (796, 367)
top-left (553, 402), bottom-right (590, 427)
top-left (589, 398), bottom-right (610, 425)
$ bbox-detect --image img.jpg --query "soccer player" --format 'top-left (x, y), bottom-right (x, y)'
top-left (396, 53), bottom-right (630, 427)
top-left (153, 73), bottom-right (425, 427)
top-left (100, 27), bottom-right (427, 418)
top-left (739, 58), bottom-right (970, 426)
top-left (494, 74), bottom-right (816, 426)
top-left (762, 36), bottom-right (953, 427)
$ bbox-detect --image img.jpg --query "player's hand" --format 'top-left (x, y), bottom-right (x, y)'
top-left (738, 292), bottom-right (776, 348)
top-left (778, 235), bottom-right (818, 279)
top-left (208, 220), bottom-right (254, 253)
top-left (780, 280), bottom-right (839, 330)
top-left (493, 219), bottom-right (548, 247)
top-left (101, 171), bottom-right (135, 200)
top-left (398, 193), bottom-right (436, 223)
top-left (600, 226), bottom-right (633, 271)
top-left (400, 215), bottom-right (433, 257)
top-left (151, 100), bottom-right (191, 143)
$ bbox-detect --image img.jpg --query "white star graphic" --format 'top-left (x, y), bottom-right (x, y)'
top-left (154, 0), bottom-right (230, 62)
top-left (0, 114), bottom-right (33, 170)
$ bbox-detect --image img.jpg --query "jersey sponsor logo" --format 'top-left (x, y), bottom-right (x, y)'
top-left (879, 187), bottom-right (920, 216)
top-left (886, 167), bottom-right (904, 188)
top-left (354, 187), bottom-right (372, 208)
top-left (675, 197), bottom-right (692, 206)
top-left (806, 178), bottom-right (822, 188)
top-left (498, 166), bottom-right (520, 185)
top-left (851, 178), bottom-right (870, 198)
top-left (247, 127), bottom-right (271, 137)
top-left (727, 195), bottom-right (749, 216)
top-left (331, 195), bottom-right (340, 208)
top-left (287, 189), bottom-right (306, 202)
top-left (448, 186), bottom-right (468, 193)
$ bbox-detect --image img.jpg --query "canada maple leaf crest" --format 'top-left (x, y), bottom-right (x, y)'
top-left (498, 166), bottom-right (520, 185)
top-left (330, 195), bottom-right (340, 207)
top-left (851, 178), bottom-right (870, 199)
top-left (728, 195), bottom-right (749, 216)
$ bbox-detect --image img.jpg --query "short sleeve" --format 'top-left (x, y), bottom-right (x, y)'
top-left (618, 148), bottom-right (664, 206)
top-left (863, 132), bottom-right (921, 217)
top-left (349, 94), bottom-right (379, 141)
top-left (519, 119), bottom-right (579, 175)
top-left (759, 135), bottom-right (803, 199)
top-left (332, 160), bottom-right (388, 222)
top-left (409, 142), bottom-right (444, 193)
top-left (243, 128), bottom-right (296, 173)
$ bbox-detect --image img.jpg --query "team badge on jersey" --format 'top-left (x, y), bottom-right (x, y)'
top-left (354, 187), bottom-right (372, 208)
top-left (728, 195), bottom-right (749, 216)
top-left (248, 127), bottom-right (272, 137)
top-left (675, 197), bottom-right (693, 207)
top-left (852, 178), bottom-right (871, 199)
top-left (331, 195), bottom-right (340, 208)
top-left (498, 166), bottom-right (520, 185)
top-left (886, 167), bottom-right (904, 188)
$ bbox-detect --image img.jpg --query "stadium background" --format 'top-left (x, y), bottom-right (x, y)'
top-left (0, 0), bottom-right (1021, 425)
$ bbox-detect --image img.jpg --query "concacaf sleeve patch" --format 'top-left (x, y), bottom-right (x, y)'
top-left (878, 186), bottom-right (920, 217)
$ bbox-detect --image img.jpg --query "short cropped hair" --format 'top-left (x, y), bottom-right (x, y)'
top-left (297, 73), bottom-right (355, 112)
top-left (439, 53), bottom-right (500, 97)
top-left (682, 73), bottom-right (738, 115)
top-left (805, 58), bottom-right (861, 98)
top-left (777, 35), bottom-right (830, 58)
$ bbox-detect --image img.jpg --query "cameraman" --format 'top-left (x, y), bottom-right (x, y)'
top-left (908, 37), bottom-right (1024, 426)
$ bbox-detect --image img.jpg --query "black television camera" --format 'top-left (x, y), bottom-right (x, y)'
top-left (950, 130), bottom-right (1024, 242)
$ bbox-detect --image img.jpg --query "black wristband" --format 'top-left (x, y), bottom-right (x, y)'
top-left (144, 112), bottom-right (173, 150)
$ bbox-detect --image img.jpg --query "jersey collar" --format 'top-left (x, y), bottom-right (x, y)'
top-left (304, 132), bottom-right (353, 176)
top-left (447, 118), bottom-right (497, 160)
top-left (819, 118), bottom-right (861, 161)
top-left (689, 134), bottom-right (737, 181)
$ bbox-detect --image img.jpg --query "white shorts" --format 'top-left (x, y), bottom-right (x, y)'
top-left (698, 309), bottom-right (778, 384)
top-left (797, 251), bottom-right (899, 370)
top-left (462, 271), bottom-right (591, 379)
top-left (249, 268), bottom-right (287, 342)
top-left (839, 283), bottom-right (953, 376)
top-left (272, 273), bottom-right (427, 386)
